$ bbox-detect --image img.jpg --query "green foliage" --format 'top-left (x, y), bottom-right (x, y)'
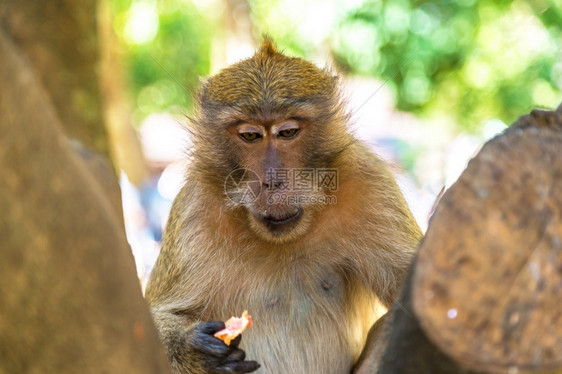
top-left (251, 0), bottom-right (562, 131)
top-left (114, 0), bottom-right (561, 132)
top-left (113, 0), bottom-right (212, 123)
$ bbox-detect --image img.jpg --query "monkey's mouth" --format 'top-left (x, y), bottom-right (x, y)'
top-left (256, 207), bottom-right (304, 229)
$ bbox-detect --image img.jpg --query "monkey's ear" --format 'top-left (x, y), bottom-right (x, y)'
top-left (258, 36), bottom-right (279, 56)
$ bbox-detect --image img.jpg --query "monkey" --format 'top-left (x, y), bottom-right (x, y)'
top-left (144, 38), bottom-right (423, 374)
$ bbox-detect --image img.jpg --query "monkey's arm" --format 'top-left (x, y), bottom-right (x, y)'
top-left (354, 149), bottom-right (423, 307)
top-left (145, 190), bottom-right (260, 374)
top-left (150, 307), bottom-right (259, 374)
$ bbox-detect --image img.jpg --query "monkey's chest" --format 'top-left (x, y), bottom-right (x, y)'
top-left (225, 271), bottom-right (378, 374)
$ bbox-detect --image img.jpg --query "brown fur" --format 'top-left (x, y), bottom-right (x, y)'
top-left (145, 39), bottom-right (422, 374)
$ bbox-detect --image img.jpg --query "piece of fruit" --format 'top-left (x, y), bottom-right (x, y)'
top-left (214, 311), bottom-right (252, 346)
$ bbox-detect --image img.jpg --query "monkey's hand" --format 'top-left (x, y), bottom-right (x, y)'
top-left (174, 321), bottom-right (260, 374)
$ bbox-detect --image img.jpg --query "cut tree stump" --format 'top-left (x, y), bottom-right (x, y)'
top-left (413, 104), bottom-right (562, 373)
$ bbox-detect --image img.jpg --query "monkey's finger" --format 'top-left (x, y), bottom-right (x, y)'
top-left (218, 360), bottom-right (260, 373)
top-left (229, 334), bottom-right (242, 348)
top-left (195, 321), bottom-right (226, 334)
top-left (223, 348), bottom-right (245, 363)
top-left (191, 333), bottom-right (229, 357)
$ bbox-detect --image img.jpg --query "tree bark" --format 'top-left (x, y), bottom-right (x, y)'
top-left (0, 0), bottom-right (110, 159)
top-left (0, 29), bottom-right (171, 373)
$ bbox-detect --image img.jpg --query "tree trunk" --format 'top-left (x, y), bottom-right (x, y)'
top-left (0, 0), bottom-right (109, 159)
top-left (0, 29), bottom-right (171, 374)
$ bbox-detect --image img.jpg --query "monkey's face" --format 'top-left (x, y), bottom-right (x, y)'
top-left (224, 118), bottom-right (327, 243)
top-left (194, 39), bottom-right (350, 243)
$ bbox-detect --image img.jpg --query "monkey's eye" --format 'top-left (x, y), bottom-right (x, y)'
top-left (240, 132), bottom-right (262, 142)
top-left (279, 128), bottom-right (298, 139)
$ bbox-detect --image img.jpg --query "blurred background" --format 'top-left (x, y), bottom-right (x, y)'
top-left (107, 0), bottom-right (562, 286)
